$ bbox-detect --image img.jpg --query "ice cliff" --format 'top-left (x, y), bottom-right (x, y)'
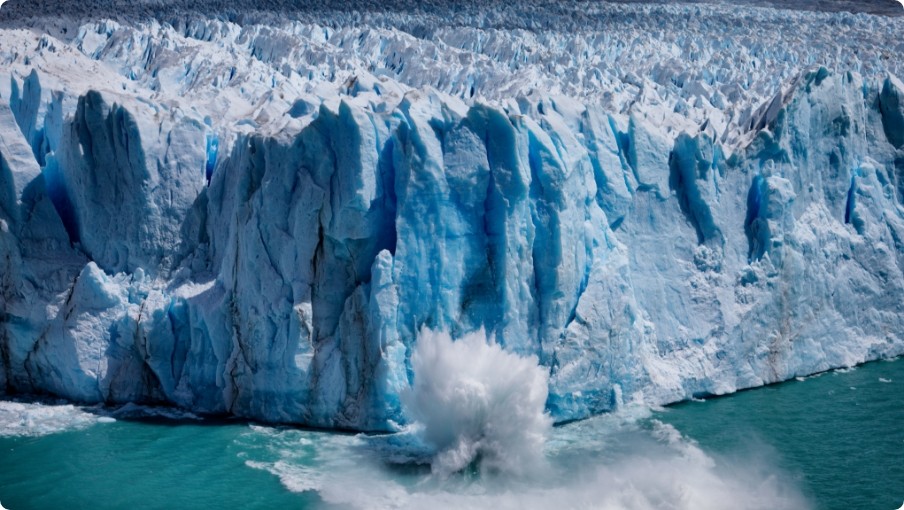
top-left (1, 0), bottom-right (903, 429)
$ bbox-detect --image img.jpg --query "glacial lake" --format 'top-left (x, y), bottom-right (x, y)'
top-left (0, 357), bottom-right (901, 510)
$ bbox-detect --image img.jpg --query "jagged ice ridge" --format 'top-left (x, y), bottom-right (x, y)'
top-left (0, 1), bottom-right (903, 430)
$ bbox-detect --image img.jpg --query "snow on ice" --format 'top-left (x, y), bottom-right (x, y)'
top-left (0, 1), bottom-right (903, 429)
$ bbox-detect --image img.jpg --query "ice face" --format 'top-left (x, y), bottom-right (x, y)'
top-left (0, 2), bottom-right (903, 430)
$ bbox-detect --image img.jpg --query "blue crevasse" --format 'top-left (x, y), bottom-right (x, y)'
top-left (205, 133), bottom-right (218, 181)
top-left (1, 61), bottom-right (904, 429)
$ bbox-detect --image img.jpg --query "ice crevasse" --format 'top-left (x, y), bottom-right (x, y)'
top-left (1, 5), bottom-right (904, 430)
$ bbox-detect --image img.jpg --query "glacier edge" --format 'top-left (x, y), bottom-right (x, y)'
top-left (0, 6), bottom-right (903, 430)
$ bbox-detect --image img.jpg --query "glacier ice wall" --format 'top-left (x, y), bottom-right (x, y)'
top-left (1, 3), bottom-right (904, 429)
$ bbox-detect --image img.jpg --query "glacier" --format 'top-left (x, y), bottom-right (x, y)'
top-left (0, 0), bottom-right (903, 430)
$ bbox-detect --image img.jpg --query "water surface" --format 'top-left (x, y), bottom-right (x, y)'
top-left (0, 357), bottom-right (900, 510)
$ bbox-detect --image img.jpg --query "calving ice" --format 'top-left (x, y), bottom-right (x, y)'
top-left (0, 0), bottom-right (903, 432)
top-left (397, 328), bottom-right (552, 476)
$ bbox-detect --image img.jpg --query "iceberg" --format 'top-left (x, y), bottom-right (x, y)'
top-left (0, 1), bottom-right (903, 430)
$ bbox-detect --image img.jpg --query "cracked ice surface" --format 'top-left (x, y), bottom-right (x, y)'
top-left (0, 0), bottom-right (903, 429)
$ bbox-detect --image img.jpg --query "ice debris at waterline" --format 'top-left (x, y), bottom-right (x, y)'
top-left (0, 1), bottom-right (903, 430)
top-left (0, 400), bottom-right (208, 437)
top-left (0, 400), bottom-right (113, 437)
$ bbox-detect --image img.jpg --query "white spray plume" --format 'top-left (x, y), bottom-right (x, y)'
top-left (402, 328), bottom-right (553, 476)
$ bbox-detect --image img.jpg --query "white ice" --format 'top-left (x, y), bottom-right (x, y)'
top-left (0, 1), bottom-right (902, 428)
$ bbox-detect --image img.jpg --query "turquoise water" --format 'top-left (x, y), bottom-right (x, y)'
top-left (0, 357), bottom-right (900, 510)
top-left (0, 417), bottom-right (314, 509)
top-left (659, 357), bottom-right (904, 510)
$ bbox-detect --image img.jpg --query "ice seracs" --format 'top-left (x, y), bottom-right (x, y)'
top-left (0, 1), bottom-right (903, 429)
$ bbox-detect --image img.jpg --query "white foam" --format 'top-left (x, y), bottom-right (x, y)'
top-left (245, 460), bottom-right (322, 493)
top-left (240, 405), bottom-right (810, 510)
top-left (401, 328), bottom-right (553, 476)
top-left (0, 400), bottom-right (112, 437)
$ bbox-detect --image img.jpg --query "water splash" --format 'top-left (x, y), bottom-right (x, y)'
top-left (241, 408), bottom-right (810, 510)
top-left (402, 328), bottom-right (553, 476)
top-left (238, 328), bottom-right (810, 508)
